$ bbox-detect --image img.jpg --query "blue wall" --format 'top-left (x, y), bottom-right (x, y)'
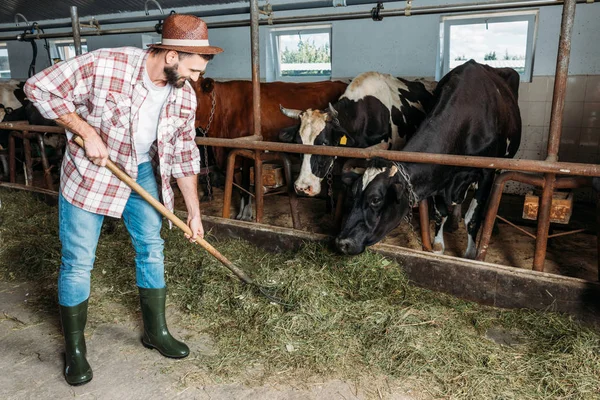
top-left (1, 0), bottom-right (598, 80)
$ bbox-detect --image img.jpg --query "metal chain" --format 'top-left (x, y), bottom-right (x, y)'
top-left (324, 157), bottom-right (336, 214)
top-left (200, 90), bottom-right (216, 200)
top-left (392, 162), bottom-right (422, 248)
top-left (327, 171), bottom-right (334, 213)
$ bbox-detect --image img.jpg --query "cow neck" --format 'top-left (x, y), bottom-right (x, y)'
top-left (392, 162), bottom-right (419, 208)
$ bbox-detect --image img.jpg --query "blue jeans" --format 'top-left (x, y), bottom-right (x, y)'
top-left (58, 162), bottom-right (165, 306)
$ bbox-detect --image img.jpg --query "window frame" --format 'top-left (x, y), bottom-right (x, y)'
top-left (438, 11), bottom-right (538, 82)
top-left (0, 43), bottom-right (11, 79)
top-left (51, 39), bottom-right (88, 62)
top-left (270, 25), bottom-right (333, 83)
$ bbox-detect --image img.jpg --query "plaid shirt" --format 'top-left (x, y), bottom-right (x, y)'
top-left (24, 47), bottom-right (200, 218)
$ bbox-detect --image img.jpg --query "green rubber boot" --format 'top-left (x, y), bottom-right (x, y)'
top-left (139, 287), bottom-right (189, 358)
top-left (59, 300), bottom-right (93, 386)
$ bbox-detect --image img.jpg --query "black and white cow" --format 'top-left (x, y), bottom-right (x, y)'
top-left (334, 60), bottom-right (522, 258)
top-left (279, 71), bottom-right (436, 196)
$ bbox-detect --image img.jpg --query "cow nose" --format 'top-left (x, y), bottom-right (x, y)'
top-left (295, 184), bottom-right (312, 195)
top-left (334, 237), bottom-right (350, 254)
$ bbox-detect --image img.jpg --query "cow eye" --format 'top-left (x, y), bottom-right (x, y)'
top-left (370, 197), bottom-right (382, 207)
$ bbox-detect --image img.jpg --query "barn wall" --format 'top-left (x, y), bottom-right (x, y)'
top-left (1, 1), bottom-right (598, 79)
top-left (0, 1), bottom-right (598, 180)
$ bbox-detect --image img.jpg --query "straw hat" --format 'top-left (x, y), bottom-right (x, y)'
top-left (149, 14), bottom-right (223, 55)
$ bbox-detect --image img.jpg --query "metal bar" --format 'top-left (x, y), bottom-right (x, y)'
top-left (532, 0), bottom-right (576, 272)
top-left (496, 215), bottom-right (537, 239)
top-left (0, 123), bottom-right (64, 134)
top-left (232, 181), bottom-right (255, 198)
top-left (279, 153), bottom-right (302, 230)
top-left (533, 174), bottom-right (556, 271)
top-left (554, 176), bottom-right (592, 189)
top-left (70, 6), bottom-right (82, 56)
top-left (0, 0), bottom-right (384, 34)
top-left (0, 182), bottom-right (58, 196)
top-left (419, 199), bottom-right (433, 252)
top-left (194, 137), bottom-right (600, 178)
top-left (2, 0), bottom-right (594, 41)
top-left (547, 228), bottom-right (587, 239)
top-left (250, 0), bottom-right (262, 141)
top-left (3, 123), bottom-right (600, 178)
top-left (35, 133), bottom-right (54, 191)
top-left (254, 151), bottom-right (264, 223)
top-left (222, 149), bottom-right (242, 219)
top-left (546, 0), bottom-right (577, 160)
top-left (22, 136), bottom-right (33, 186)
top-left (8, 133), bottom-right (15, 183)
top-left (477, 171), bottom-right (546, 261)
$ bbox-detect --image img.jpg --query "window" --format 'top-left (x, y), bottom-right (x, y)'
top-left (141, 34), bottom-right (161, 48)
top-left (438, 11), bottom-right (538, 81)
top-left (271, 25), bottom-right (332, 82)
top-left (52, 39), bottom-right (88, 62)
top-left (0, 43), bottom-right (10, 78)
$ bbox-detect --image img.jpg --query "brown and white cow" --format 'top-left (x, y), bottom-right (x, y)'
top-left (191, 77), bottom-right (348, 219)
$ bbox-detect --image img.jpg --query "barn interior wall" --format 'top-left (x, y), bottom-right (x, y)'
top-left (0, 1), bottom-right (598, 191)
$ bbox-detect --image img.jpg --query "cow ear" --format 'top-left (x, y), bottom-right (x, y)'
top-left (201, 78), bottom-right (214, 93)
top-left (279, 124), bottom-right (299, 143)
top-left (341, 159), bottom-right (366, 186)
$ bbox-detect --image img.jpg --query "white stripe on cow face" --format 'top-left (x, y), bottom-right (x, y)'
top-left (294, 110), bottom-right (330, 196)
top-left (361, 167), bottom-right (386, 191)
top-left (298, 109), bottom-right (328, 146)
top-left (295, 154), bottom-right (322, 197)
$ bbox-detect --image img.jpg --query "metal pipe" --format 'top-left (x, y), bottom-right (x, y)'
top-left (192, 136), bottom-right (600, 177)
top-left (496, 215), bottom-right (537, 239)
top-left (419, 199), bottom-right (433, 252)
top-left (35, 133), bottom-right (54, 191)
top-left (547, 228), bottom-right (586, 239)
top-left (0, 0), bottom-right (388, 33)
top-left (533, 173), bottom-right (556, 271)
top-left (145, 0), bottom-right (164, 16)
top-left (0, 182), bottom-right (58, 196)
top-left (2, 123), bottom-right (600, 178)
top-left (2, 0), bottom-right (594, 41)
top-left (546, 0), bottom-right (576, 161)
top-left (14, 13), bottom-right (29, 26)
top-left (531, 0), bottom-right (577, 272)
top-left (250, 0), bottom-right (262, 141)
top-left (0, 123), bottom-right (64, 134)
top-left (70, 6), bottom-right (82, 56)
top-left (477, 171), bottom-right (546, 261)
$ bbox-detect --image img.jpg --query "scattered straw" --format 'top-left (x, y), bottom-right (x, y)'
top-left (1, 189), bottom-right (600, 399)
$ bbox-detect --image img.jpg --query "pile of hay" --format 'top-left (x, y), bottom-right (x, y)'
top-left (1, 189), bottom-right (600, 398)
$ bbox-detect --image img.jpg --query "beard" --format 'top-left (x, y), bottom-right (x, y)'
top-left (164, 64), bottom-right (187, 89)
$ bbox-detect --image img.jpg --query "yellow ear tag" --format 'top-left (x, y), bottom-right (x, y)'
top-left (340, 135), bottom-right (347, 146)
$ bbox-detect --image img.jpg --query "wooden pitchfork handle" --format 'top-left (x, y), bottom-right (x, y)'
top-left (73, 135), bottom-right (255, 285)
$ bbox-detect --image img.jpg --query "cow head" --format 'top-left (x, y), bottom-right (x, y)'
top-left (279, 103), bottom-right (354, 196)
top-left (334, 158), bottom-right (414, 255)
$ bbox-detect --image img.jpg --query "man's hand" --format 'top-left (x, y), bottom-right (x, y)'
top-left (176, 174), bottom-right (203, 243)
top-left (185, 213), bottom-right (204, 243)
top-left (83, 132), bottom-right (109, 167)
top-left (56, 112), bottom-right (108, 167)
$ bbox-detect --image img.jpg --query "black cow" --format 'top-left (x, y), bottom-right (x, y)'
top-left (335, 60), bottom-right (522, 258)
top-left (279, 71), bottom-right (436, 196)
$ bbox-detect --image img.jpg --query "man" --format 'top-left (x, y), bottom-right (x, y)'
top-left (24, 14), bottom-right (223, 386)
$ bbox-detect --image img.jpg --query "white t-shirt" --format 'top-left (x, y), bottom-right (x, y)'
top-left (135, 68), bottom-right (171, 164)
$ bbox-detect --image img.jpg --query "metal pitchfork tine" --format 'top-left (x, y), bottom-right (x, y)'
top-left (73, 136), bottom-right (294, 308)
